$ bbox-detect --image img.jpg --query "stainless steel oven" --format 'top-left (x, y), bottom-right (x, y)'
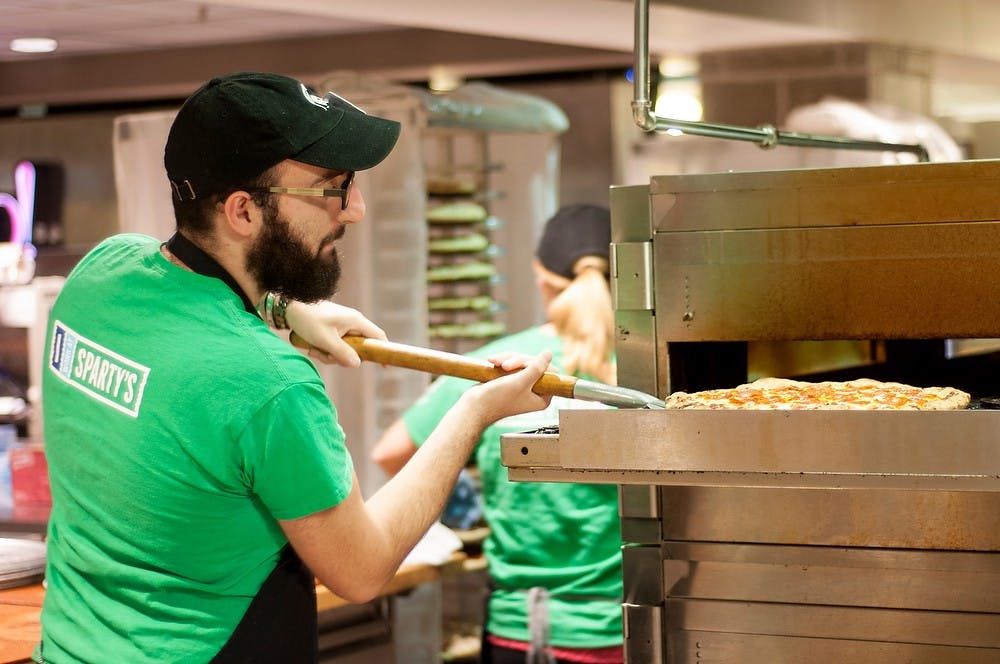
top-left (503, 159), bottom-right (1000, 662)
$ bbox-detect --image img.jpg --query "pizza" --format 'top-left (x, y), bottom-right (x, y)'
top-left (662, 377), bottom-right (971, 411)
top-left (426, 178), bottom-right (477, 196)
top-left (427, 295), bottom-right (495, 311)
top-left (427, 232), bottom-right (490, 254)
top-left (428, 321), bottom-right (506, 339)
top-left (426, 261), bottom-right (496, 282)
top-left (426, 202), bottom-right (488, 225)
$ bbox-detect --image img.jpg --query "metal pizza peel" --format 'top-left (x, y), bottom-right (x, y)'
top-left (291, 333), bottom-right (665, 410)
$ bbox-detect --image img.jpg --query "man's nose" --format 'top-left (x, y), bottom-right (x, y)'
top-left (338, 185), bottom-right (365, 224)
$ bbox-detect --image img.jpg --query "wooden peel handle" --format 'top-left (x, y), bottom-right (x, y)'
top-left (300, 333), bottom-right (577, 398)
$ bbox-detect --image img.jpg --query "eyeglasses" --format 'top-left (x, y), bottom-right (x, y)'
top-left (253, 171), bottom-right (355, 210)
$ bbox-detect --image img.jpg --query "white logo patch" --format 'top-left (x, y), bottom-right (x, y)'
top-left (48, 320), bottom-right (150, 418)
top-left (300, 83), bottom-right (330, 110)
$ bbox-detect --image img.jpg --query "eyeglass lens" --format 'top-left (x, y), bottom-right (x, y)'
top-left (340, 172), bottom-right (355, 210)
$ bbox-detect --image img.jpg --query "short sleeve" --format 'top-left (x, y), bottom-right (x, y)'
top-left (239, 381), bottom-right (354, 520)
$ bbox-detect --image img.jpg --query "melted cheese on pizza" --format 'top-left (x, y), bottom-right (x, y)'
top-left (663, 378), bottom-right (970, 411)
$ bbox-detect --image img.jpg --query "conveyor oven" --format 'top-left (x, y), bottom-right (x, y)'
top-left (502, 160), bottom-right (1000, 662)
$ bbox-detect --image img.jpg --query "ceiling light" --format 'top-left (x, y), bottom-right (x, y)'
top-left (428, 66), bottom-right (463, 93)
top-left (655, 54), bottom-right (703, 123)
top-left (658, 55), bottom-right (698, 79)
top-left (655, 90), bottom-right (703, 122)
top-left (10, 38), bottom-right (58, 54)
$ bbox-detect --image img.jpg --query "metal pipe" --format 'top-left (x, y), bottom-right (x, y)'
top-left (631, 0), bottom-right (930, 162)
top-left (654, 117), bottom-right (931, 162)
top-left (632, 0), bottom-right (656, 132)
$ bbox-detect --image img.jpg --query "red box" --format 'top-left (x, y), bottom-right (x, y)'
top-left (10, 443), bottom-right (51, 507)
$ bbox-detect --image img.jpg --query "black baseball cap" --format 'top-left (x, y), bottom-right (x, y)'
top-left (536, 204), bottom-right (612, 280)
top-left (164, 72), bottom-right (401, 201)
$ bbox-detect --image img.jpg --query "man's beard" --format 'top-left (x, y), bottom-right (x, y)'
top-left (245, 202), bottom-right (343, 303)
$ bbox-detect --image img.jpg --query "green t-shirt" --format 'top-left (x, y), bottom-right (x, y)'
top-left (38, 234), bottom-right (354, 662)
top-left (402, 327), bottom-right (623, 648)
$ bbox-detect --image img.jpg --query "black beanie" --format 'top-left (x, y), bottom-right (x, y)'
top-left (535, 204), bottom-right (612, 280)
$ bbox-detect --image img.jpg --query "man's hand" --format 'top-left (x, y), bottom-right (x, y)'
top-left (459, 350), bottom-right (554, 428)
top-left (284, 300), bottom-right (386, 367)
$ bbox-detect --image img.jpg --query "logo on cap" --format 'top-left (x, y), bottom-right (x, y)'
top-left (300, 83), bottom-right (330, 110)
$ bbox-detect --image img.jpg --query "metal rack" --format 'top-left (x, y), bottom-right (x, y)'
top-left (423, 127), bottom-right (506, 355)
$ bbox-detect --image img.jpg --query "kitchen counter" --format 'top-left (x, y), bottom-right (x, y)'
top-left (0, 584), bottom-right (43, 663)
top-left (0, 552), bottom-right (481, 663)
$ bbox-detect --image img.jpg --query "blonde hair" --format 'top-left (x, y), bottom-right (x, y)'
top-left (539, 256), bottom-right (616, 384)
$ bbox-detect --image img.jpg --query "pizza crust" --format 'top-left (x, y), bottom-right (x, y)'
top-left (663, 377), bottom-right (971, 411)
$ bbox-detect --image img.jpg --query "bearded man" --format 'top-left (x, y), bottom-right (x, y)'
top-left (38, 72), bottom-right (552, 663)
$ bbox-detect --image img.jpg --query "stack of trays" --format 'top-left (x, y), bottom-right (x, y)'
top-left (0, 537), bottom-right (46, 590)
top-left (425, 199), bottom-right (506, 342)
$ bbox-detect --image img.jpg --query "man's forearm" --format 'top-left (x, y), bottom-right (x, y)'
top-left (364, 395), bottom-right (486, 559)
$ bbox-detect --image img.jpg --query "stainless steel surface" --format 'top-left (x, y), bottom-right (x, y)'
top-left (655, 486), bottom-right (1000, 550)
top-left (503, 408), bottom-right (1000, 493)
top-left (618, 485), bottom-right (660, 518)
top-left (556, 409), bottom-right (998, 477)
top-left (656, 540), bottom-right (1000, 660)
top-left (619, 485), bottom-right (663, 544)
top-left (623, 603), bottom-right (664, 664)
top-left (610, 184), bottom-right (659, 399)
top-left (610, 242), bottom-right (653, 311)
top-left (629, 0), bottom-right (655, 132)
top-left (945, 338), bottom-right (1000, 358)
top-left (623, 546), bottom-right (664, 606)
top-left (650, 160), bottom-right (1000, 344)
top-left (630, 0), bottom-right (928, 161)
top-left (508, 460), bottom-right (1000, 490)
top-left (667, 631), bottom-right (995, 664)
top-left (666, 600), bottom-right (1000, 648)
top-left (572, 378), bottom-right (665, 409)
top-left (504, 433), bottom-right (1000, 548)
top-left (506, 159), bottom-right (1000, 662)
top-left (654, 218), bottom-right (1000, 341)
top-left (662, 542), bottom-right (1000, 612)
top-left (654, 118), bottom-right (930, 161)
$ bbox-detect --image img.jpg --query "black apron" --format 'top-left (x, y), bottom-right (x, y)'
top-left (211, 545), bottom-right (317, 662)
top-left (166, 233), bottom-right (319, 662)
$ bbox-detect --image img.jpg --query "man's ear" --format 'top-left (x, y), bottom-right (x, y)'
top-left (221, 191), bottom-right (259, 239)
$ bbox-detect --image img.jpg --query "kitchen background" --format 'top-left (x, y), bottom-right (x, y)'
top-left (4, 1), bottom-right (1000, 660)
top-left (3, 0), bottom-right (1000, 515)
top-left (3, 0), bottom-right (1000, 511)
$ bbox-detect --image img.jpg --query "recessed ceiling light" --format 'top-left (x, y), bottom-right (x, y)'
top-left (10, 38), bottom-right (59, 54)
